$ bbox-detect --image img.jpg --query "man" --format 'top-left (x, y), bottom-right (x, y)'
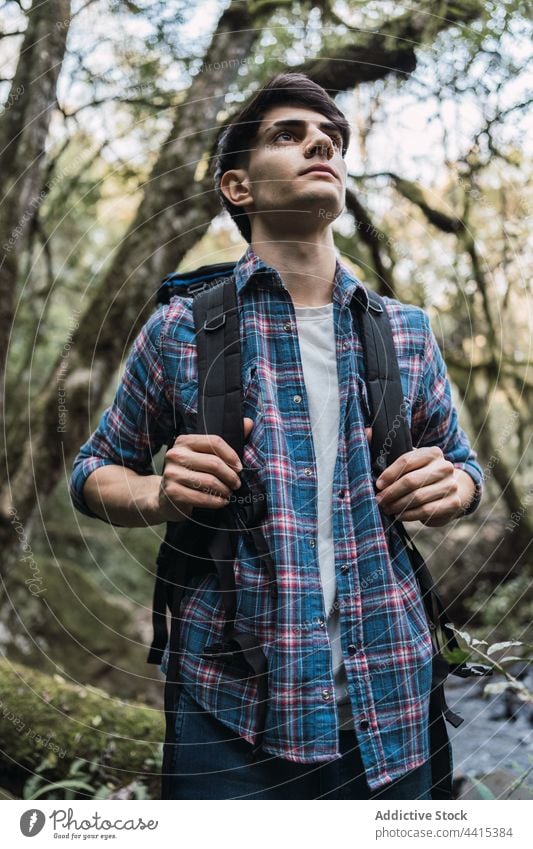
top-left (69, 73), bottom-right (483, 800)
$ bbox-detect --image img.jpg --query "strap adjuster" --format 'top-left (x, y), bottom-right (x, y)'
top-left (204, 313), bottom-right (226, 331)
top-left (187, 280), bottom-right (210, 296)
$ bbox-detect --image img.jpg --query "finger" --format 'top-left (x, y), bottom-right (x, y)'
top-left (180, 468), bottom-right (236, 500)
top-left (395, 499), bottom-right (458, 525)
top-left (375, 447), bottom-right (440, 490)
top-left (173, 432), bottom-right (242, 470)
top-left (179, 450), bottom-right (242, 491)
top-left (398, 503), bottom-right (454, 528)
top-left (378, 479), bottom-right (457, 516)
top-left (376, 460), bottom-right (452, 507)
top-left (169, 441), bottom-right (242, 489)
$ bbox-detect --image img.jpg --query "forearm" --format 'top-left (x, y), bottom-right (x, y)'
top-left (82, 464), bottom-right (189, 527)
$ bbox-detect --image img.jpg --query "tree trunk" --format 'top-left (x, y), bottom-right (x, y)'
top-left (0, 0), bottom-right (260, 566)
top-left (0, 659), bottom-right (163, 799)
top-left (0, 0), bottom-right (71, 472)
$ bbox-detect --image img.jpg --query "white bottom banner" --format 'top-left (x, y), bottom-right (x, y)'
top-left (3, 799), bottom-right (530, 848)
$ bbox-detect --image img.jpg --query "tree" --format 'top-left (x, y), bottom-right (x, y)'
top-left (0, 0), bottom-right (486, 568)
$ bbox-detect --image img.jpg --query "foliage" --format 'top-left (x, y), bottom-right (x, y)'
top-left (446, 625), bottom-right (533, 705)
top-left (22, 755), bottom-right (156, 800)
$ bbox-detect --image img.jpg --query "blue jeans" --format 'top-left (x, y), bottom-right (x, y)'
top-left (166, 686), bottom-right (433, 800)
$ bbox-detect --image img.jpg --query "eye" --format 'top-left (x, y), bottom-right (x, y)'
top-left (272, 130), bottom-right (294, 143)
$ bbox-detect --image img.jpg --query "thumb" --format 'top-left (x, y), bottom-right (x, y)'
top-left (243, 417), bottom-right (254, 441)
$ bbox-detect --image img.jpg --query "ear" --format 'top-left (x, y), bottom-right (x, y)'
top-left (220, 168), bottom-right (254, 210)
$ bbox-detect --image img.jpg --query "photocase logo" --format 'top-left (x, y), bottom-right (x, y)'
top-left (20, 809), bottom-right (46, 837)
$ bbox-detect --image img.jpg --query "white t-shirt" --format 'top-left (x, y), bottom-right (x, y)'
top-left (293, 302), bottom-right (354, 730)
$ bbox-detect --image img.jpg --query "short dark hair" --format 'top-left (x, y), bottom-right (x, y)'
top-left (212, 72), bottom-right (351, 243)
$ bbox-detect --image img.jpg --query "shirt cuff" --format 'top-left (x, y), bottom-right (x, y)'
top-left (69, 457), bottom-right (121, 523)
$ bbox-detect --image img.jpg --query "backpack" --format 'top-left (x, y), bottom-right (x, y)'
top-left (147, 262), bottom-right (492, 800)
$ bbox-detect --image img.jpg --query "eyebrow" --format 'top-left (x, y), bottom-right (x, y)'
top-left (262, 119), bottom-right (343, 138)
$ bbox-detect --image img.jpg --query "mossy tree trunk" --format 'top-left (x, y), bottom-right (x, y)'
top-left (0, 659), bottom-right (164, 798)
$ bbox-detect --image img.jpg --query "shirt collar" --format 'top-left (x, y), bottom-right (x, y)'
top-left (233, 244), bottom-right (369, 311)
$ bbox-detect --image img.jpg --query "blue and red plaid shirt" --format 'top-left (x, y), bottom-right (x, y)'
top-left (70, 245), bottom-right (483, 791)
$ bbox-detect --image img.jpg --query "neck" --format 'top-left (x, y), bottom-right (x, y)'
top-left (250, 224), bottom-right (337, 307)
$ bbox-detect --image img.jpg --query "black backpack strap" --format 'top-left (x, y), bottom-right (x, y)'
top-left (150, 270), bottom-right (275, 790)
top-left (355, 289), bottom-right (413, 474)
top-left (351, 289), bottom-right (491, 799)
top-left (193, 277), bottom-right (244, 458)
top-left (190, 276), bottom-right (275, 758)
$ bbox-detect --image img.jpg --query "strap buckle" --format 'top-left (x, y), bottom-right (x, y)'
top-left (451, 662), bottom-right (493, 679)
top-left (187, 280), bottom-right (211, 296)
top-left (203, 313), bottom-right (226, 331)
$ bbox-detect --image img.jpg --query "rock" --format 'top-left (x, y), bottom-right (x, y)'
top-left (0, 557), bottom-right (163, 705)
top-left (455, 769), bottom-right (533, 800)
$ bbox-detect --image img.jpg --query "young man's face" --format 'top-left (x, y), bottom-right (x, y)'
top-left (221, 104), bottom-right (348, 236)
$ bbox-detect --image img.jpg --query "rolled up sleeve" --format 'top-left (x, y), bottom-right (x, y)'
top-left (69, 307), bottom-right (176, 522)
top-left (411, 313), bottom-right (483, 515)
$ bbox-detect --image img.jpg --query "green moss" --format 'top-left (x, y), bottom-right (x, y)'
top-left (0, 658), bottom-right (163, 796)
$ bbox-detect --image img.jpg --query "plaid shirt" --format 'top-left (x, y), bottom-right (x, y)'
top-left (70, 245), bottom-right (483, 791)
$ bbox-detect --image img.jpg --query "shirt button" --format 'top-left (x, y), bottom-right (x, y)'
top-left (293, 394), bottom-right (302, 404)
top-left (359, 717), bottom-right (370, 731)
top-left (343, 341), bottom-right (350, 351)
top-left (283, 322), bottom-right (292, 332)
top-left (347, 644), bottom-right (357, 656)
top-left (340, 564), bottom-right (349, 574)
top-left (304, 467), bottom-right (313, 476)
top-left (338, 489), bottom-right (346, 499)
top-left (309, 539), bottom-right (316, 548)
top-left (318, 617), bottom-right (326, 629)
top-left (322, 689), bottom-right (332, 702)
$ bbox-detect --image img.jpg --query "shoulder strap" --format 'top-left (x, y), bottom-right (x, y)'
top-left (192, 276), bottom-right (244, 458)
top-left (191, 275), bottom-right (273, 757)
top-left (156, 261), bottom-right (236, 305)
top-left (147, 273), bottom-right (240, 667)
top-left (352, 290), bottom-right (492, 670)
top-left (354, 290), bottom-right (412, 476)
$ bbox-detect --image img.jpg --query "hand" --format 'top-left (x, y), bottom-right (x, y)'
top-left (374, 446), bottom-right (475, 526)
top-left (158, 418), bottom-right (254, 520)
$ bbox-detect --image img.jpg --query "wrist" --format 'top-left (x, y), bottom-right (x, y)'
top-left (453, 468), bottom-right (477, 516)
top-left (152, 475), bottom-right (193, 524)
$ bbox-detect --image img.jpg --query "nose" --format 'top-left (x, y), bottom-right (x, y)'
top-left (303, 127), bottom-right (335, 160)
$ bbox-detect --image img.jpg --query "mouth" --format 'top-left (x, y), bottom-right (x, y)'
top-left (301, 165), bottom-right (338, 179)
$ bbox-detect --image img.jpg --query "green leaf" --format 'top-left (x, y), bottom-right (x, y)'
top-left (487, 641), bottom-right (523, 656)
top-left (451, 628), bottom-right (472, 645)
top-left (442, 646), bottom-right (471, 664)
top-left (467, 775), bottom-right (496, 800)
top-left (26, 779), bottom-right (95, 800)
